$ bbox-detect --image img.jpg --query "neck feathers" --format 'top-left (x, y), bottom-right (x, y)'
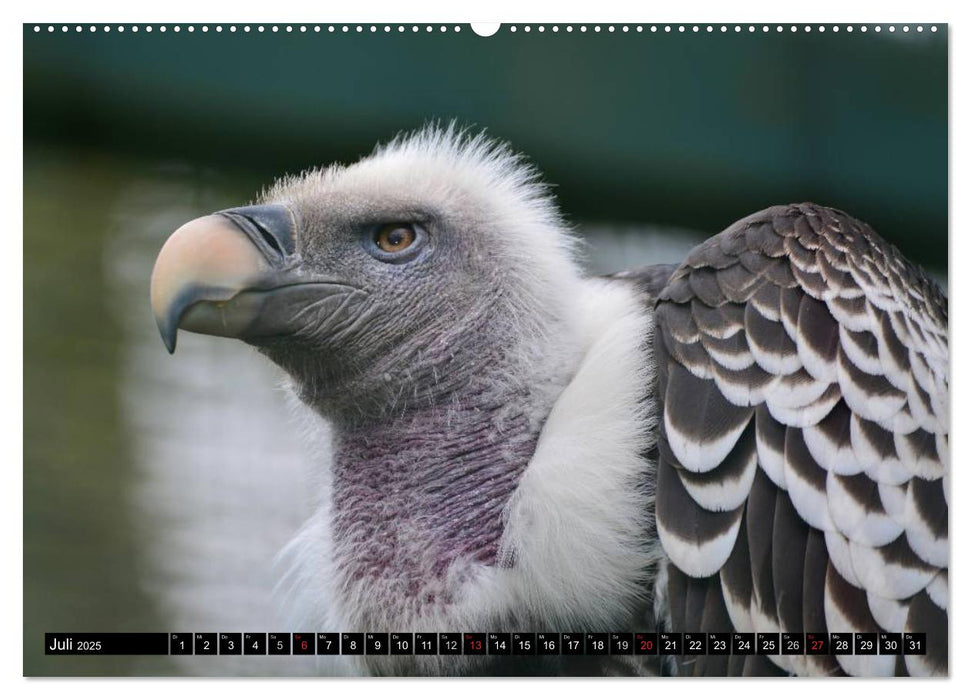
top-left (332, 395), bottom-right (541, 585)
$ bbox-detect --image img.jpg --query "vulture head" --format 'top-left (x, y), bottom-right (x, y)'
top-left (151, 127), bottom-right (656, 675)
top-left (152, 128), bottom-right (583, 427)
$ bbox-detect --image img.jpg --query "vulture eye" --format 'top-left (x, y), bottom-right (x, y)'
top-left (366, 223), bottom-right (425, 263)
top-left (374, 224), bottom-right (417, 253)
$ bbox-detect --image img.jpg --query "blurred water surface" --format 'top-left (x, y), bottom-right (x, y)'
top-left (23, 146), bottom-right (944, 676)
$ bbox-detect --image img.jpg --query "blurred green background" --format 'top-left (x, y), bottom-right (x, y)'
top-left (23, 23), bottom-right (947, 676)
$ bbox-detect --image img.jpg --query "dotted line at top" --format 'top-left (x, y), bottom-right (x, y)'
top-left (31, 24), bottom-right (941, 35)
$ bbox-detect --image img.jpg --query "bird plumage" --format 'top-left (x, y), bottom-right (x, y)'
top-left (149, 126), bottom-right (948, 676)
top-left (651, 204), bottom-right (948, 676)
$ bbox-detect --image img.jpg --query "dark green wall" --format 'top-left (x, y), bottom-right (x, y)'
top-left (24, 25), bottom-right (947, 266)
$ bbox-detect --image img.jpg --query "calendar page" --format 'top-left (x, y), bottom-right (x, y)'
top-left (23, 16), bottom-right (948, 678)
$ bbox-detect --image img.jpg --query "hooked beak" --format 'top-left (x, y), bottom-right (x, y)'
top-left (150, 204), bottom-right (353, 353)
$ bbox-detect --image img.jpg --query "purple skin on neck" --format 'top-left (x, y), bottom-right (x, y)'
top-left (331, 393), bottom-right (540, 601)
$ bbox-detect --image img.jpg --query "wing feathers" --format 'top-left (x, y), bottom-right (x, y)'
top-left (652, 203), bottom-right (948, 676)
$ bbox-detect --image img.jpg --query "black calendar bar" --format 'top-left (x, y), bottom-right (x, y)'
top-left (44, 631), bottom-right (933, 656)
top-left (45, 633), bottom-right (169, 655)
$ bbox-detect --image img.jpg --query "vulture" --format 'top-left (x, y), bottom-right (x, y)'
top-left (149, 126), bottom-right (948, 676)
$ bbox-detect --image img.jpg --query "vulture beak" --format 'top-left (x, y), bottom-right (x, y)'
top-left (151, 204), bottom-right (347, 353)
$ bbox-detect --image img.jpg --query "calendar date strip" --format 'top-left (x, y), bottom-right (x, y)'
top-left (46, 631), bottom-right (927, 656)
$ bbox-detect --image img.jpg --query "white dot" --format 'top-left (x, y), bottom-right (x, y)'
top-left (903, 26), bottom-right (910, 32)
top-left (861, 26), bottom-right (867, 32)
top-left (749, 25), bottom-right (755, 32)
top-left (315, 26), bottom-right (321, 32)
top-left (791, 26), bottom-right (797, 32)
top-left (777, 26), bottom-right (783, 32)
top-left (244, 26), bottom-right (250, 32)
top-left (636, 26), bottom-right (643, 32)
top-left (889, 26), bottom-right (896, 32)
top-left (258, 26), bottom-right (264, 32)
top-left (580, 26), bottom-right (586, 33)
top-left (132, 26), bottom-right (139, 32)
top-left (173, 26), bottom-right (180, 33)
top-left (511, 26), bottom-right (517, 32)
top-left (608, 26), bottom-right (615, 33)
top-left (847, 26), bottom-right (854, 32)
top-left (454, 26), bottom-right (461, 32)
top-left (707, 25), bottom-right (713, 32)
top-left (804, 25), bottom-right (811, 32)
top-left (735, 26), bottom-right (741, 33)
top-left (678, 25), bottom-right (684, 32)
top-left (594, 26), bottom-right (601, 32)
top-left (693, 26), bottom-right (699, 33)
top-left (553, 26), bottom-right (560, 32)
top-left (370, 26), bottom-right (376, 33)
top-left (411, 26), bottom-right (418, 32)
top-left (299, 26), bottom-right (306, 33)
top-left (159, 26), bottom-right (166, 33)
top-left (763, 26), bottom-right (769, 32)
top-left (230, 26), bottom-right (237, 33)
top-left (567, 26), bottom-right (573, 32)
top-left (75, 25), bottom-right (82, 32)
top-left (525, 25), bottom-right (532, 33)
top-left (833, 26), bottom-right (839, 33)
top-left (664, 26), bottom-right (670, 33)
top-left (397, 26), bottom-right (403, 32)
top-left (819, 25), bottom-right (825, 32)
top-left (90, 25), bottom-right (97, 32)
top-left (650, 26), bottom-right (657, 32)
top-left (426, 25), bottom-right (432, 32)
top-left (622, 26), bottom-right (628, 32)
top-left (342, 26), bottom-right (348, 33)
top-left (875, 26), bottom-right (882, 32)
top-left (918, 26), bottom-right (924, 32)
top-left (932, 26), bottom-right (938, 32)
top-left (720, 26), bottom-right (727, 33)
top-left (47, 25), bottom-right (54, 32)
top-left (117, 26), bottom-right (123, 33)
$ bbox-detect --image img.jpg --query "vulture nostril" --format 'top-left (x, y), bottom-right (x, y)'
top-left (257, 225), bottom-right (285, 258)
top-left (217, 204), bottom-right (297, 261)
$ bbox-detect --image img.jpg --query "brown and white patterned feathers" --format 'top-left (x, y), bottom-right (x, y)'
top-left (649, 203), bottom-right (947, 676)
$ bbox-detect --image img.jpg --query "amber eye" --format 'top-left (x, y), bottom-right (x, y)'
top-left (374, 224), bottom-right (417, 253)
